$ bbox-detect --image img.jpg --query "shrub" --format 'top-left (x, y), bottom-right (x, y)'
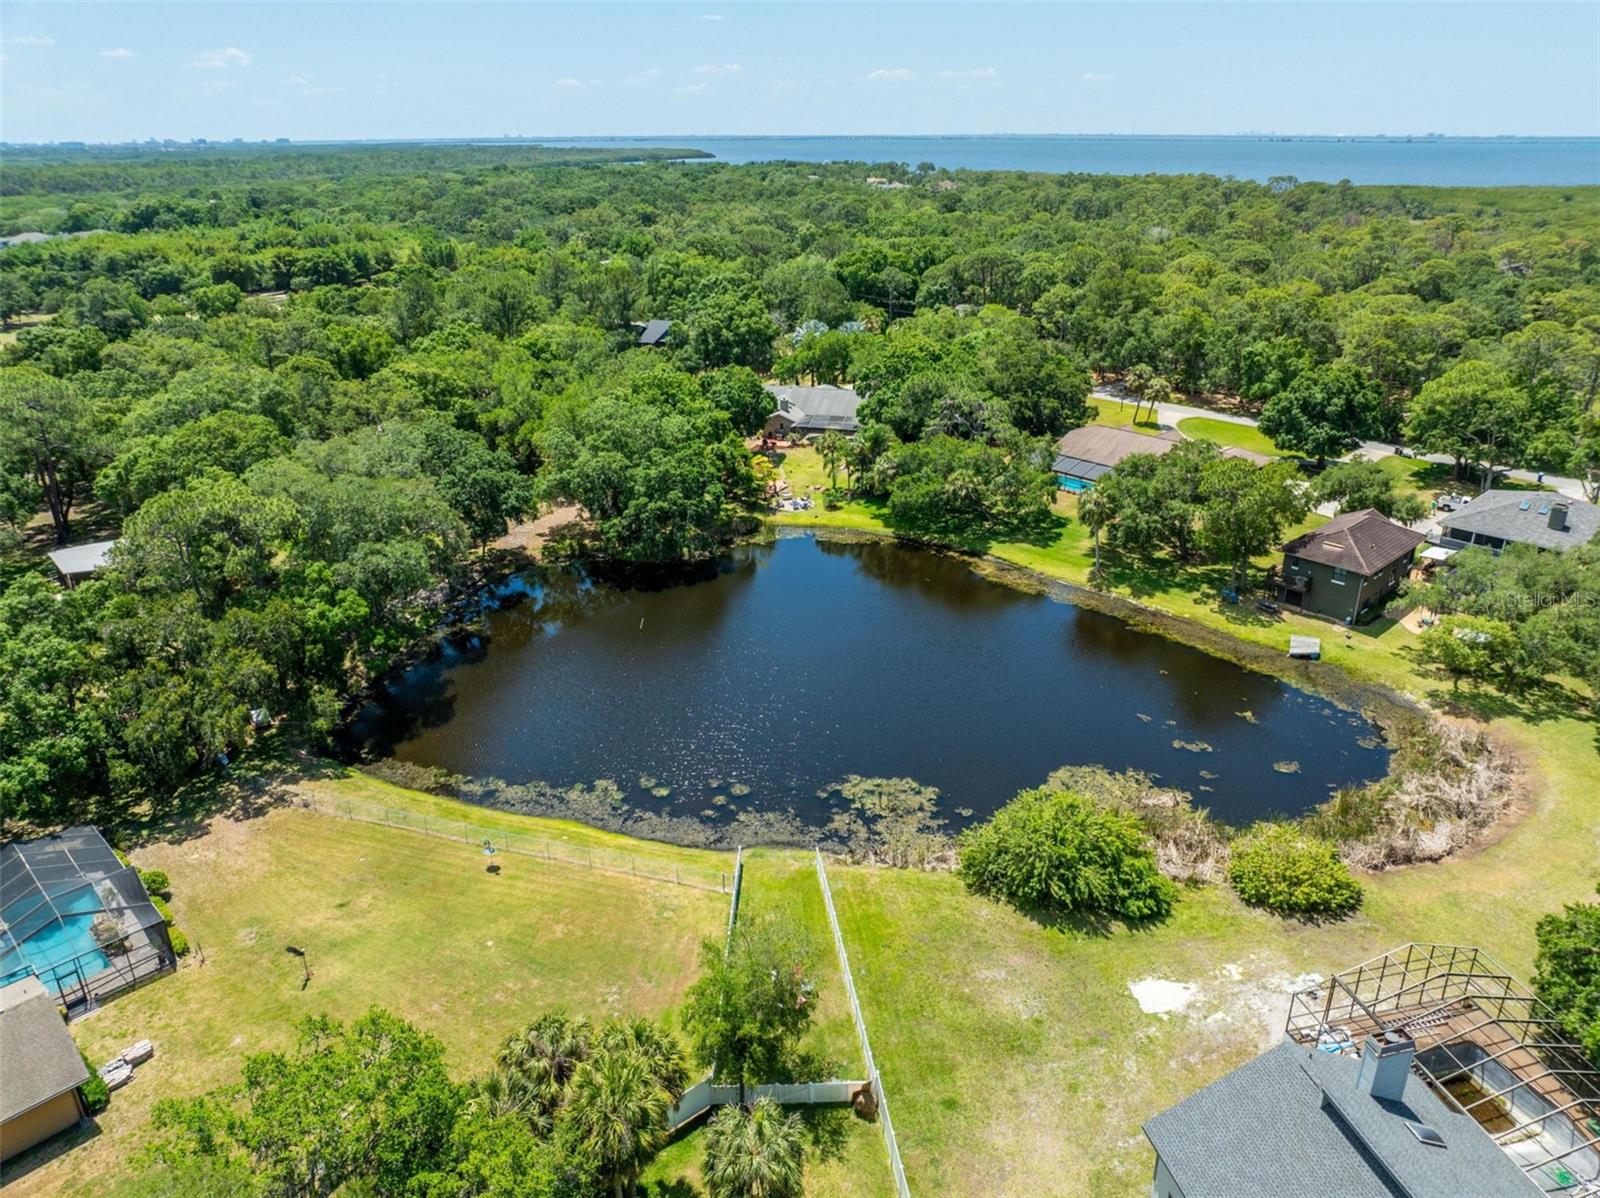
top-left (79, 1049), bottom-right (110, 1113)
top-left (957, 788), bottom-right (1177, 920)
top-left (169, 927), bottom-right (191, 957)
top-left (139, 869), bottom-right (171, 897)
top-left (1228, 824), bottom-right (1363, 916)
top-left (151, 895), bottom-right (175, 925)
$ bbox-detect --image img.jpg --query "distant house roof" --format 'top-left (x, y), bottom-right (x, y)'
top-left (764, 384), bottom-right (863, 433)
top-left (1052, 425), bottom-right (1181, 480)
top-left (1282, 510), bottom-right (1424, 576)
top-left (637, 319), bottom-right (673, 347)
top-left (1143, 1040), bottom-right (1535, 1198)
top-left (1438, 489), bottom-right (1600, 551)
top-left (0, 975), bottom-right (89, 1124)
top-left (46, 540), bottom-right (116, 579)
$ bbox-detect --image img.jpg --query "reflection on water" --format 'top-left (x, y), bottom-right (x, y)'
top-left (346, 534), bottom-right (1389, 829)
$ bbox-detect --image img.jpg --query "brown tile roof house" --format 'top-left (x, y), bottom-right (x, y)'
top-left (1053, 426), bottom-right (1182, 483)
top-left (1280, 509), bottom-right (1425, 624)
top-left (1053, 425), bottom-right (1273, 486)
top-left (0, 976), bottom-right (89, 1162)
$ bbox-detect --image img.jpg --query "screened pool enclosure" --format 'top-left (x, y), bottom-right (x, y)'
top-left (0, 827), bottom-right (174, 1016)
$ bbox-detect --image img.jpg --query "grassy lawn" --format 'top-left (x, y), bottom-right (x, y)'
top-left (5, 781), bottom-right (732, 1197)
top-left (1175, 416), bottom-right (1282, 457)
top-left (643, 852), bottom-right (896, 1198)
top-left (1087, 394), bottom-right (1165, 433)
top-left (829, 706), bottom-right (1600, 1197)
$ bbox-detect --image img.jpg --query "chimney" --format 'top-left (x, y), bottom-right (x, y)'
top-left (1356, 1030), bottom-right (1415, 1102)
top-left (1549, 502), bottom-right (1569, 532)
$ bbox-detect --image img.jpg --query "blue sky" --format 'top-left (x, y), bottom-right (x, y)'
top-left (1, 2), bottom-right (1596, 143)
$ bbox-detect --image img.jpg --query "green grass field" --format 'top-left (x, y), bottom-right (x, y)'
top-left (1086, 394), bottom-right (1165, 433)
top-left (1175, 416), bottom-right (1283, 457)
top-left (6, 791), bottom-right (732, 1198)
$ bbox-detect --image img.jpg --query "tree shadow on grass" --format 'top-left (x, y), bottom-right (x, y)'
top-left (120, 740), bottom-right (348, 850)
top-left (1399, 652), bottom-right (1596, 731)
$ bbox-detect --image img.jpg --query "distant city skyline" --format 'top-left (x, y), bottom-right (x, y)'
top-left (2, 1), bottom-right (1596, 144)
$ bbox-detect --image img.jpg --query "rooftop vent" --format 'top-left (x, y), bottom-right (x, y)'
top-left (1549, 502), bottom-right (1569, 532)
top-left (1519, 500), bottom-right (1532, 511)
top-left (1406, 1121), bottom-right (1446, 1148)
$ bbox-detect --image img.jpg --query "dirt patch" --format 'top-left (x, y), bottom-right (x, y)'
top-left (1129, 978), bottom-right (1197, 1016)
top-left (494, 504), bottom-right (585, 555)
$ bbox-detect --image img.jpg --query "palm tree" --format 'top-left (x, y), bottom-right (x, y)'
top-left (594, 1018), bottom-right (690, 1104)
top-left (1078, 485), bottom-right (1113, 583)
top-left (815, 430), bottom-right (847, 491)
top-left (703, 1099), bottom-right (806, 1198)
top-left (497, 1011), bottom-right (593, 1125)
top-left (562, 1047), bottom-right (670, 1198)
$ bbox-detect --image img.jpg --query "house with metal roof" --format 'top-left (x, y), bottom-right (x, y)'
top-left (0, 975), bottom-right (90, 1163)
top-left (1279, 509), bottom-right (1425, 624)
top-left (45, 540), bottom-right (116, 589)
top-left (763, 384), bottom-right (863, 437)
top-left (637, 319), bottom-right (673, 348)
top-left (1437, 490), bottom-right (1600, 554)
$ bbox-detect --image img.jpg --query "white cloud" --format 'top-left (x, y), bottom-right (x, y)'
top-left (1081, 72), bottom-right (1115, 83)
top-left (99, 47), bottom-right (137, 60)
top-left (939, 66), bottom-right (997, 80)
top-left (694, 62), bottom-right (741, 76)
top-left (865, 67), bottom-right (915, 82)
top-left (6, 35), bottom-right (55, 46)
top-left (625, 68), bottom-right (663, 85)
top-left (700, 13), bottom-right (727, 20)
top-left (552, 77), bottom-right (603, 92)
top-left (770, 78), bottom-right (799, 94)
top-left (673, 82), bottom-right (714, 94)
top-left (191, 46), bottom-right (252, 69)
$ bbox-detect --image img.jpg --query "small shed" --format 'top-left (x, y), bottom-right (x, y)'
top-left (0, 975), bottom-right (90, 1163)
top-left (45, 540), bottom-right (116, 588)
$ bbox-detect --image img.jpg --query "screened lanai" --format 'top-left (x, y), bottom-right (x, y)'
top-left (0, 827), bottom-right (174, 1017)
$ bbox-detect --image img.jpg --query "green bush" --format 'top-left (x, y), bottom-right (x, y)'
top-left (169, 927), bottom-right (191, 957)
top-left (957, 788), bottom-right (1177, 920)
top-left (79, 1049), bottom-right (110, 1114)
top-left (139, 869), bottom-right (171, 897)
top-left (151, 894), bottom-right (175, 924)
top-left (1228, 824), bottom-right (1363, 916)
top-left (1533, 886), bottom-right (1600, 1066)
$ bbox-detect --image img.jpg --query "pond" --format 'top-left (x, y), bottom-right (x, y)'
top-left (346, 533), bottom-right (1390, 834)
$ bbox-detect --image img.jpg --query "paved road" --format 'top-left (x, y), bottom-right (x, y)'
top-left (1092, 387), bottom-right (1591, 502)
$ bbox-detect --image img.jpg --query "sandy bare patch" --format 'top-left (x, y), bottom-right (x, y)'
top-left (1129, 978), bottom-right (1197, 1016)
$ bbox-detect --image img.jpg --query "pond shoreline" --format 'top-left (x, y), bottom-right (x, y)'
top-left (343, 525), bottom-right (1427, 851)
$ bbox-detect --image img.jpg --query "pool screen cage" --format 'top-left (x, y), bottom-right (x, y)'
top-left (1285, 943), bottom-right (1600, 1196)
top-left (0, 826), bottom-right (174, 1018)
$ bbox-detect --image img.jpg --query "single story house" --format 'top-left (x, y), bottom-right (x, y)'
top-left (0, 975), bottom-right (90, 1163)
top-left (763, 384), bottom-right (862, 437)
top-left (1052, 426), bottom-right (1270, 490)
top-left (1052, 426), bottom-right (1182, 489)
top-left (1279, 509), bottom-right (1424, 623)
top-left (45, 540), bottom-right (116, 588)
top-left (636, 319), bottom-right (673, 348)
top-left (1143, 1032), bottom-right (1536, 1198)
top-left (1437, 489), bottom-right (1600, 554)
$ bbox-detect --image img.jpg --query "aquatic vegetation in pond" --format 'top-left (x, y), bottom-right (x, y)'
top-left (346, 535), bottom-right (1389, 831)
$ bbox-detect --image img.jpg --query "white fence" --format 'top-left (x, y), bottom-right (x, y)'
top-left (814, 849), bottom-right (912, 1198)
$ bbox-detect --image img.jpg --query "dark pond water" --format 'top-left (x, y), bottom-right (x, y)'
top-left (347, 534), bottom-right (1389, 831)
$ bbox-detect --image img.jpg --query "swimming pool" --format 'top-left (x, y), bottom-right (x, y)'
top-left (0, 886), bottom-right (113, 995)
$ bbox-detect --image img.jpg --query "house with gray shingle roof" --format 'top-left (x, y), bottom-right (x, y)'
top-left (1438, 490), bottom-right (1600, 554)
top-left (0, 976), bottom-right (90, 1163)
top-left (1144, 1033), bottom-right (1540, 1197)
top-left (763, 384), bottom-right (862, 437)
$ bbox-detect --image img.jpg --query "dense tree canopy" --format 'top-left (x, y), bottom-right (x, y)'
top-left (2, 145), bottom-right (1596, 825)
